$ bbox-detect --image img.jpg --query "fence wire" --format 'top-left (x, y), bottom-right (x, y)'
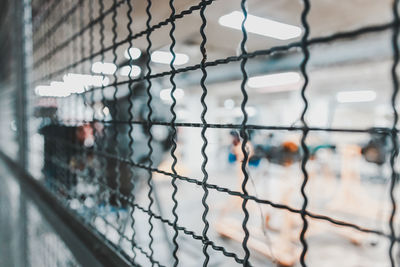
top-left (16, 0), bottom-right (400, 266)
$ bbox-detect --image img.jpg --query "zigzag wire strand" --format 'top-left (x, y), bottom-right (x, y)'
top-left (199, 1), bottom-right (210, 266)
top-left (239, 0), bottom-right (251, 265)
top-left (110, 0), bottom-right (123, 247)
top-left (299, 0), bottom-right (311, 266)
top-left (168, 0), bottom-right (180, 265)
top-left (144, 0), bottom-right (156, 263)
top-left (389, 0), bottom-right (399, 266)
top-left (126, 0), bottom-right (138, 262)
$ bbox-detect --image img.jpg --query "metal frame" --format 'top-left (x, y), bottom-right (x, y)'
top-left (0, 151), bottom-right (132, 267)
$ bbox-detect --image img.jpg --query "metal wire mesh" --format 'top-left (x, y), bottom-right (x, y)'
top-left (0, 160), bottom-right (80, 267)
top-left (12, 0), bottom-right (400, 266)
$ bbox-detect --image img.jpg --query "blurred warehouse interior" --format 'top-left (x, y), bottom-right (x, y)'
top-left (1, 0), bottom-right (400, 266)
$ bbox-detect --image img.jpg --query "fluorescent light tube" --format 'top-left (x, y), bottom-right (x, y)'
top-left (160, 88), bottom-right (184, 102)
top-left (35, 82), bottom-right (70, 97)
top-left (124, 47), bottom-right (142, 60)
top-left (224, 99), bottom-right (235, 109)
top-left (35, 74), bottom-right (109, 97)
top-left (119, 65), bottom-right (141, 77)
top-left (219, 11), bottom-right (302, 40)
top-left (247, 72), bottom-right (301, 88)
top-left (151, 51), bottom-right (189, 65)
top-left (91, 62), bottom-right (117, 75)
top-left (336, 90), bottom-right (376, 103)
top-left (63, 73), bottom-right (109, 93)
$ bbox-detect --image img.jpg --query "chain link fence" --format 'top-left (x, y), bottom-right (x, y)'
top-left (1, 0), bottom-right (400, 266)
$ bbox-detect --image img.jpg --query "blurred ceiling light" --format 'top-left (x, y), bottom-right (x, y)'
top-left (246, 106), bottom-right (257, 117)
top-left (50, 81), bottom-right (72, 97)
top-left (35, 74), bottom-right (109, 97)
top-left (103, 106), bottom-right (110, 116)
top-left (63, 73), bottom-right (109, 93)
top-left (247, 72), bottom-right (301, 88)
top-left (151, 51), bottom-right (189, 65)
top-left (219, 11), bottom-right (302, 40)
top-left (34, 85), bottom-right (49, 96)
top-left (91, 62), bottom-right (117, 75)
top-left (63, 74), bottom-right (85, 94)
top-left (10, 120), bottom-right (17, 132)
top-left (35, 83), bottom-right (71, 97)
top-left (124, 47), bottom-right (142, 60)
top-left (94, 76), bottom-right (110, 87)
top-left (176, 108), bottom-right (189, 120)
top-left (160, 88), bottom-right (184, 102)
top-left (224, 99), bottom-right (235, 109)
top-left (336, 90), bottom-right (376, 103)
top-left (119, 65), bottom-right (141, 77)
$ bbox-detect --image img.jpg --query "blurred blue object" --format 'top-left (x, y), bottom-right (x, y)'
top-left (228, 153), bottom-right (236, 163)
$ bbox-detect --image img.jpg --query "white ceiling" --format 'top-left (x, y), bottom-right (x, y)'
top-left (31, 0), bottom-right (398, 109)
